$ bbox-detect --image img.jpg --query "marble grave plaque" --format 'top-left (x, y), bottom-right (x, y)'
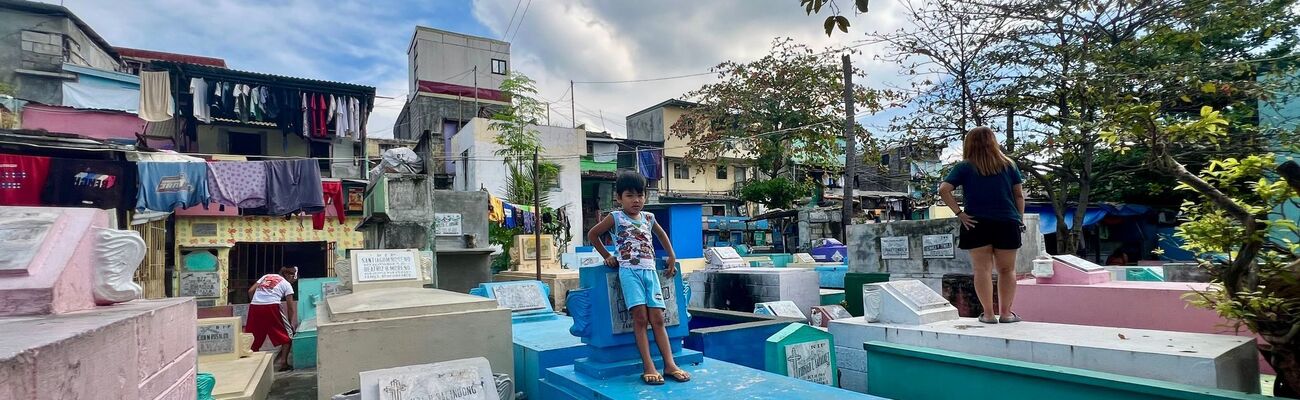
top-left (892, 280), bottom-right (951, 311)
top-left (792, 253), bottom-right (817, 264)
top-left (922, 234), bottom-right (955, 258)
top-left (1056, 254), bottom-right (1105, 272)
top-left (491, 283), bottom-right (549, 312)
top-left (784, 339), bottom-right (832, 385)
top-left (880, 236), bottom-right (910, 260)
top-left (435, 213), bottom-right (463, 236)
top-left (358, 357), bottom-right (498, 400)
top-left (607, 270), bottom-right (680, 334)
top-left (179, 272), bottom-right (221, 298)
top-left (197, 323), bottom-right (236, 356)
top-left (0, 209), bottom-right (58, 273)
top-left (352, 249), bottom-right (422, 283)
top-left (756, 300), bottom-right (806, 319)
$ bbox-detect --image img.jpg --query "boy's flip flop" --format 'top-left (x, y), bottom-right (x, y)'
top-left (642, 373), bottom-right (665, 385)
top-left (666, 369), bottom-right (691, 382)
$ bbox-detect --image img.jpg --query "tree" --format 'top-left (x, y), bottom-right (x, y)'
top-left (671, 39), bottom-right (882, 209)
top-left (490, 72), bottom-right (560, 206)
top-left (798, 0), bottom-right (871, 36)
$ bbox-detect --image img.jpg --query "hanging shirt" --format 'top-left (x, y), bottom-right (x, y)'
top-left (40, 158), bottom-right (131, 209)
top-left (312, 180), bottom-right (346, 230)
top-left (136, 161), bottom-right (209, 212)
top-left (190, 78), bottom-right (210, 123)
top-left (138, 71), bottom-right (174, 122)
top-left (234, 84), bottom-right (252, 123)
top-left (207, 161), bottom-right (267, 209)
top-left (0, 154), bottom-right (51, 206)
top-left (265, 159), bottom-right (325, 215)
top-left (503, 203), bottom-right (517, 228)
top-left (301, 93), bottom-right (310, 137)
top-left (488, 194), bottom-right (504, 222)
top-left (612, 211), bottom-right (658, 269)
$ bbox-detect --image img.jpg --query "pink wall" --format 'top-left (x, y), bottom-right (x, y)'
top-left (1016, 279), bottom-right (1273, 373)
top-left (21, 104), bottom-right (145, 141)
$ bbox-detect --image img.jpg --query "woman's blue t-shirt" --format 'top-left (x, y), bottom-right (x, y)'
top-left (943, 161), bottom-right (1023, 223)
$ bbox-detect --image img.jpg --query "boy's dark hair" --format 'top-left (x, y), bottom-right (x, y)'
top-left (614, 170), bottom-right (647, 195)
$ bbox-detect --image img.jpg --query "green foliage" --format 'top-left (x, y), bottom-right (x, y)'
top-left (739, 177), bottom-right (812, 210)
top-left (671, 39), bottom-right (881, 179)
top-left (800, 0), bottom-right (867, 36)
top-left (490, 71), bottom-right (561, 206)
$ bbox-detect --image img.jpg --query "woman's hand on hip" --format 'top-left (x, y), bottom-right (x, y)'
top-left (958, 213), bottom-right (978, 229)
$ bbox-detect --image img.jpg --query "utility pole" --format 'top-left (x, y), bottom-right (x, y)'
top-left (570, 80), bottom-right (576, 128)
top-left (840, 53), bottom-right (856, 241)
top-left (533, 149), bottom-right (543, 282)
top-left (546, 102), bottom-right (551, 126)
top-left (473, 66), bottom-right (479, 118)
top-left (1005, 94), bottom-right (1016, 152)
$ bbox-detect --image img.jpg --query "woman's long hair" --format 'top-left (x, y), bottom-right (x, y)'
top-left (963, 126), bottom-right (1013, 176)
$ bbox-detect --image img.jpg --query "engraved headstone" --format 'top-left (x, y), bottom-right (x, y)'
top-left (922, 234), bottom-right (955, 259)
top-left (755, 300), bottom-right (807, 319)
top-left (880, 236), bottom-right (910, 260)
top-left (1056, 254), bottom-right (1105, 272)
top-left (792, 253), bottom-right (817, 264)
top-left (808, 304), bottom-right (852, 327)
top-left (231, 303), bottom-right (250, 327)
top-left (196, 317), bottom-right (241, 361)
top-left (0, 209), bottom-right (58, 274)
top-left (358, 357), bottom-right (500, 400)
top-left (607, 270), bottom-right (679, 334)
top-left (491, 283), bottom-right (549, 312)
top-left (179, 272), bottom-right (221, 298)
top-left (435, 213), bottom-right (463, 236)
top-left (764, 323), bottom-right (837, 386)
top-left (705, 247), bottom-right (746, 270)
top-left (351, 249), bottom-right (422, 286)
top-left (869, 280), bottom-right (959, 325)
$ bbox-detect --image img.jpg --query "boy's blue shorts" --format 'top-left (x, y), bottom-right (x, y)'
top-left (619, 267), bottom-right (666, 310)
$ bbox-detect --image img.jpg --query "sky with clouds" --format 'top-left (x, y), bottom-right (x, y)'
top-left (57, 0), bottom-right (933, 150)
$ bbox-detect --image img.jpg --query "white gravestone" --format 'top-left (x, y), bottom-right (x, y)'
top-left (809, 305), bottom-right (853, 327)
top-left (359, 357), bottom-right (500, 400)
top-left (0, 210), bottom-right (57, 274)
top-left (792, 253), bottom-right (818, 264)
top-left (880, 236), bottom-right (910, 260)
top-left (705, 247), bottom-right (746, 270)
top-left (179, 272), bottom-right (221, 298)
top-left (921, 234), bottom-right (955, 259)
top-left (607, 270), bottom-right (680, 334)
top-left (785, 339), bottom-right (833, 385)
top-left (491, 283), bottom-right (549, 312)
top-left (435, 213), bottom-right (463, 236)
top-left (868, 280), bottom-right (959, 325)
top-left (755, 300), bottom-right (807, 319)
top-left (351, 249), bottom-right (423, 289)
top-left (1055, 254), bottom-right (1105, 272)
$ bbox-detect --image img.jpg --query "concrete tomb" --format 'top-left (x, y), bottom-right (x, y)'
top-left (830, 278), bottom-right (1262, 394)
top-left (0, 207), bottom-right (196, 399)
top-left (704, 246), bottom-right (746, 270)
top-left (316, 249), bottom-right (513, 400)
top-left (472, 280), bottom-right (587, 400)
top-left (847, 215), bottom-right (1044, 293)
top-left (754, 300), bottom-right (807, 320)
top-left (765, 323), bottom-right (838, 386)
top-left (541, 264), bottom-right (881, 399)
top-left (687, 267), bottom-right (820, 318)
top-left (561, 252), bottom-right (604, 269)
top-left (864, 280), bottom-right (960, 325)
top-left (684, 308), bottom-right (806, 370)
top-left (1037, 254), bottom-right (1111, 285)
top-left (809, 304), bottom-right (853, 328)
top-left (358, 357), bottom-right (499, 400)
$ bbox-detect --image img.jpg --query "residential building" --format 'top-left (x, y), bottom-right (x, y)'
top-left (0, 0), bottom-right (121, 106)
top-left (856, 144), bottom-right (941, 197)
top-left (451, 118), bottom-right (584, 251)
top-left (581, 130), bottom-right (622, 240)
top-left (394, 27), bottom-right (511, 187)
top-left (626, 99), bottom-right (753, 216)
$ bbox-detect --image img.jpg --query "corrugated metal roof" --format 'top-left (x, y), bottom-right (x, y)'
top-left (150, 61), bottom-right (376, 98)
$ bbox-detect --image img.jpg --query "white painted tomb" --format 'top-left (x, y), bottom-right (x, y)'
top-left (829, 279), bottom-right (1260, 394)
top-left (316, 249), bottom-right (513, 400)
top-left (704, 246), bottom-right (747, 270)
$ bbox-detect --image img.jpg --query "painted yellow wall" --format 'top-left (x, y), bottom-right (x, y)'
top-left (174, 215), bottom-right (365, 305)
top-left (658, 104), bottom-right (753, 194)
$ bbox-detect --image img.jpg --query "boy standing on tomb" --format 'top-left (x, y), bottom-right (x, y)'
top-left (586, 171), bottom-right (692, 385)
top-left (246, 266), bottom-right (298, 371)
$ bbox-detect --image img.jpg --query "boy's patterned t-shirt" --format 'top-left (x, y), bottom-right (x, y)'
top-left (612, 210), bottom-right (656, 269)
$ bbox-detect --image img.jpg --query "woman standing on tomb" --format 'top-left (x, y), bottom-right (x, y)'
top-left (246, 266), bottom-right (298, 371)
top-left (938, 127), bottom-right (1027, 324)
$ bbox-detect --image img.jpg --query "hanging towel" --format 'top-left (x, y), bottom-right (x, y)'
top-left (139, 71), bottom-right (175, 122)
top-left (189, 78), bottom-right (210, 123)
top-left (136, 161), bottom-right (209, 212)
top-left (0, 154), bottom-right (51, 206)
top-left (265, 160), bottom-right (325, 215)
top-left (637, 148), bottom-right (662, 181)
top-left (207, 161), bottom-right (267, 208)
top-left (312, 180), bottom-right (346, 229)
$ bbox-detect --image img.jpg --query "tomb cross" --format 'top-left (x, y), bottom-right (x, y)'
top-left (383, 379), bottom-right (409, 400)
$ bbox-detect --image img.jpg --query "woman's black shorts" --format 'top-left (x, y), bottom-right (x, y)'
top-left (958, 219), bottom-right (1023, 250)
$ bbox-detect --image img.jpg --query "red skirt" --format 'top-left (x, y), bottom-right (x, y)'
top-left (245, 303), bottom-right (293, 347)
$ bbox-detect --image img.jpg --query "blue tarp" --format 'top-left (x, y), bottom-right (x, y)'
top-left (1028, 205), bottom-right (1109, 235)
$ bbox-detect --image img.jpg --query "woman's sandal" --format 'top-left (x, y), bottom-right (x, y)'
top-left (978, 314), bottom-right (999, 324)
top-left (642, 373), bottom-right (665, 385)
top-left (665, 369), bottom-right (691, 383)
top-left (999, 312), bottom-right (1022, 323)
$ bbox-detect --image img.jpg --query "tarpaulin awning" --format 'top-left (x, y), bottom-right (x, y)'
top-left (1028, 205), bottom-right (1108, 235)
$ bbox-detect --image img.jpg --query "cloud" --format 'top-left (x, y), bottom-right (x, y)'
top-left (471, 0), bottom-right (910, 136)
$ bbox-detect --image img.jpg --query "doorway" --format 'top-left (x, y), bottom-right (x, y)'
top-left (227, 241), bottom-right (329, 304)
